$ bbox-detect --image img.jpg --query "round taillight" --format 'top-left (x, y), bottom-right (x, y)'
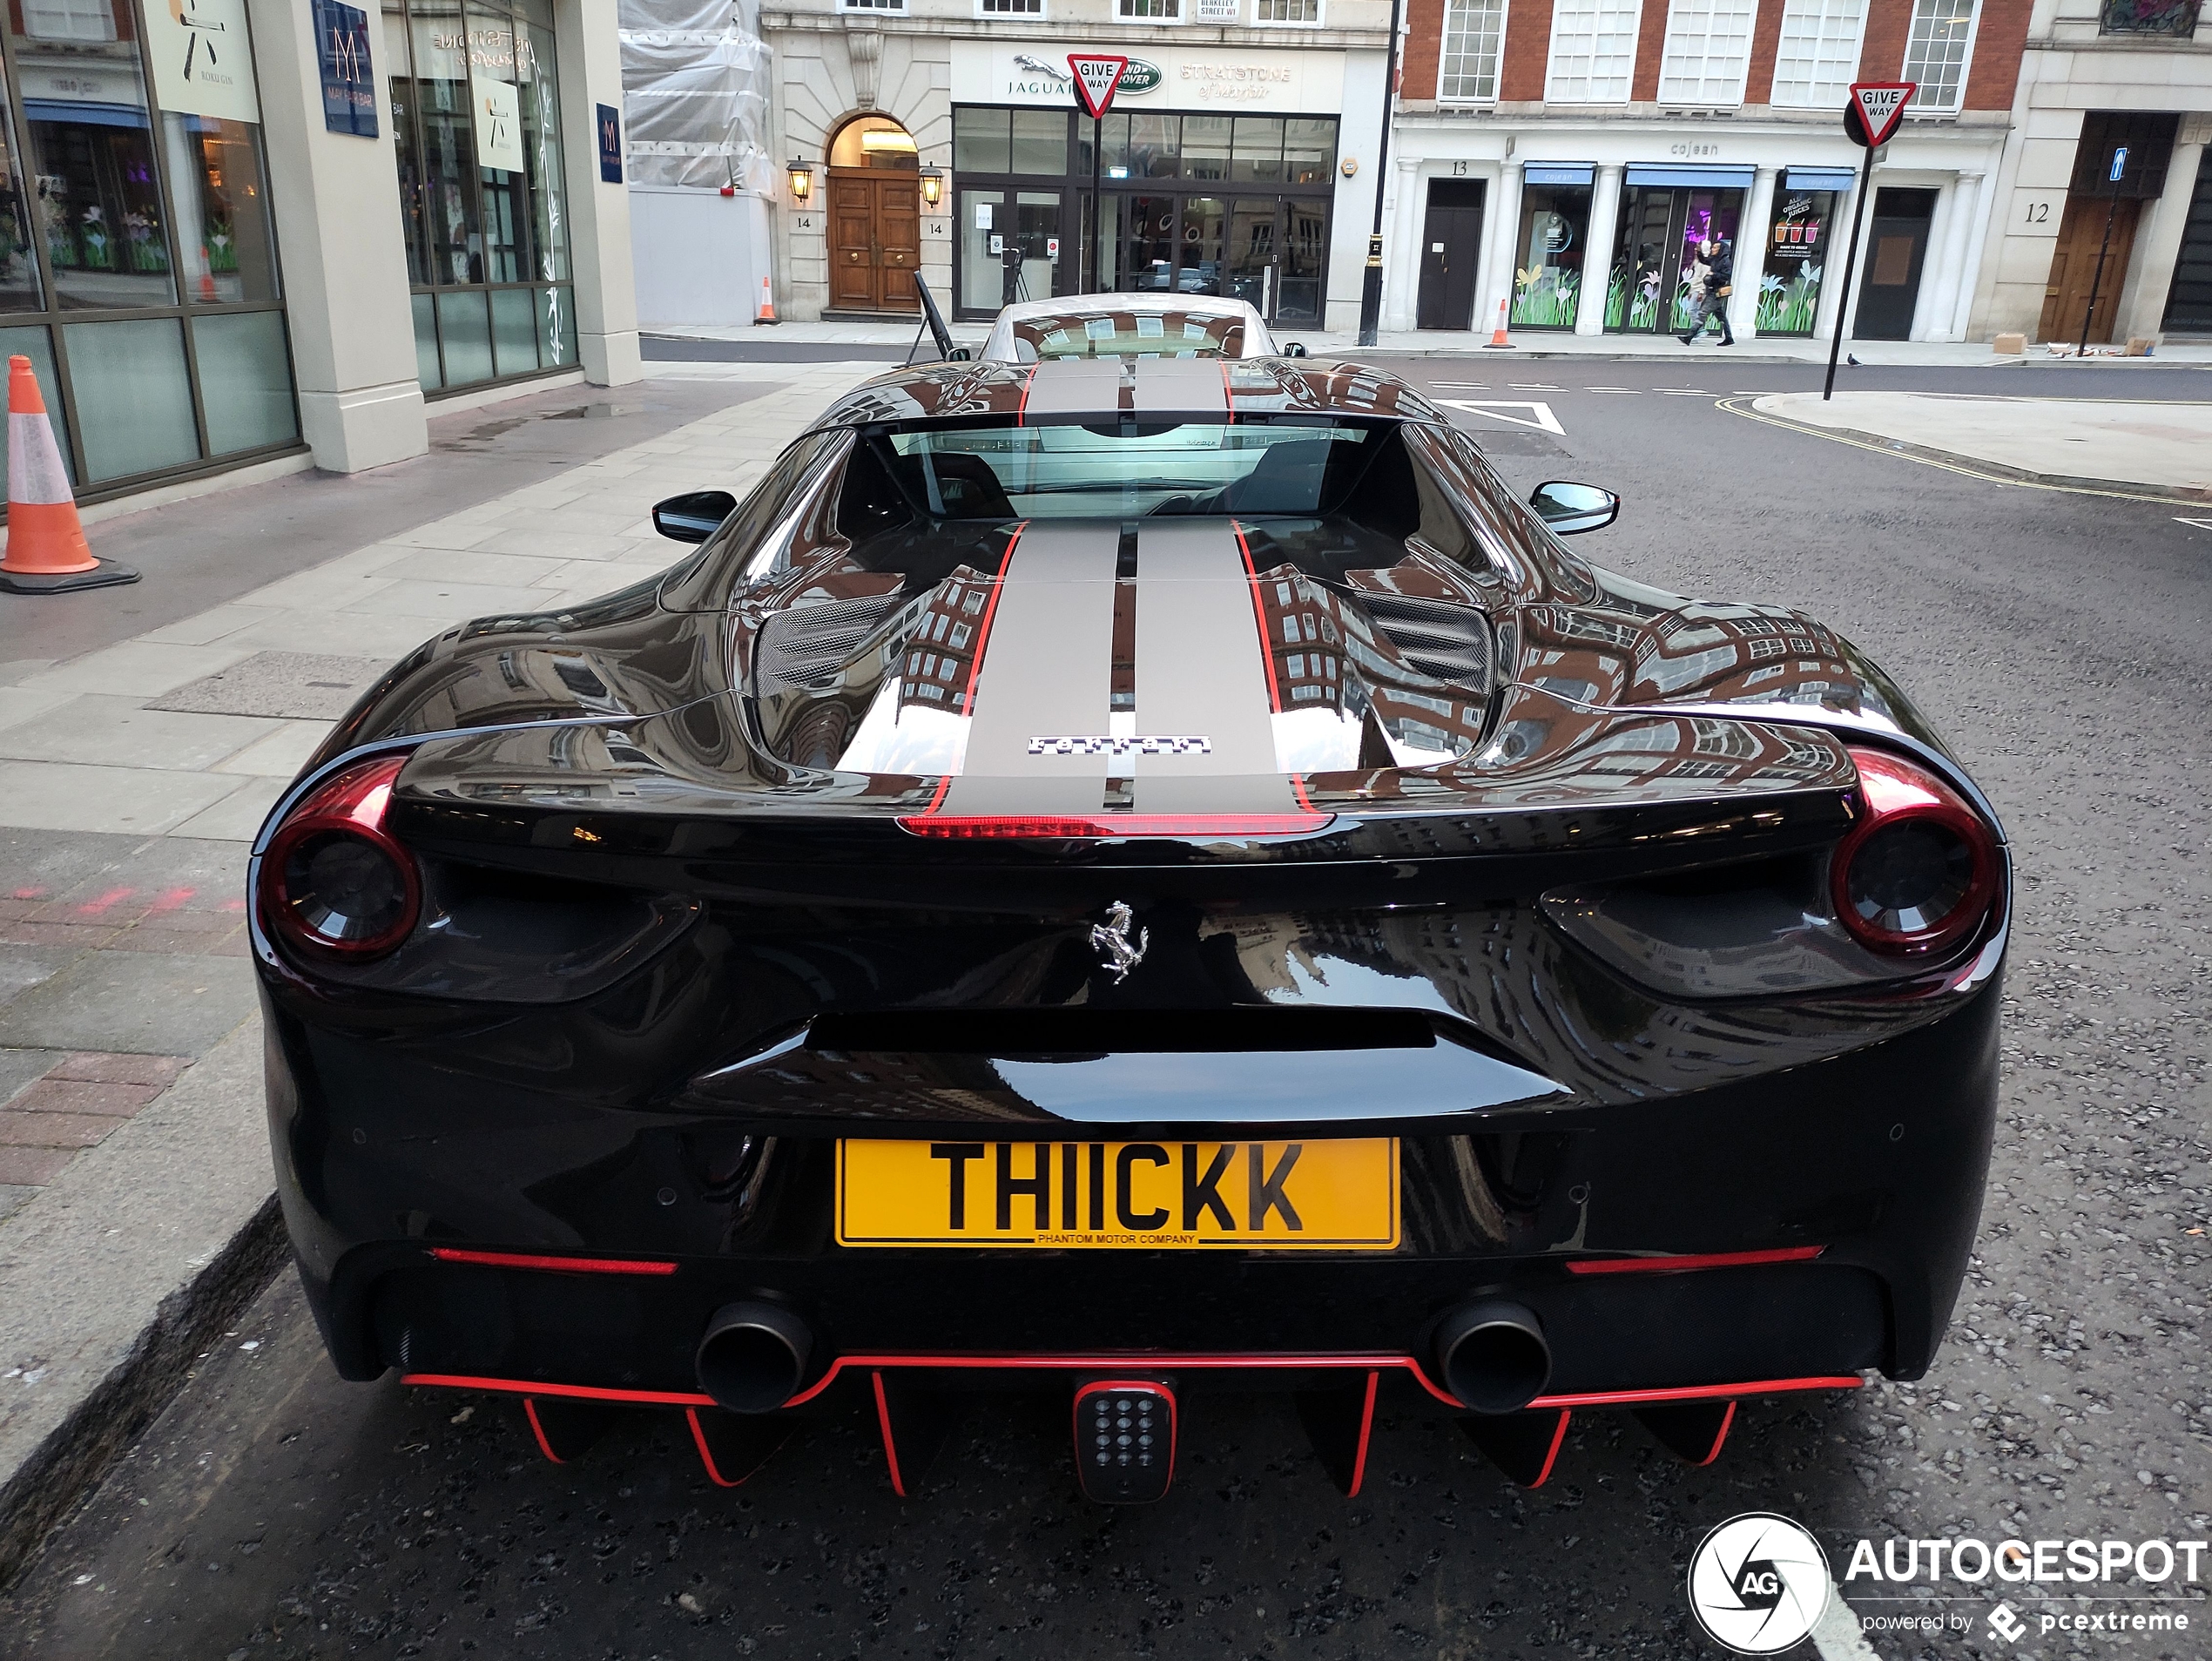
top-left (263, 755), bottom-right (420, 960)
top-left (1831, 747), bottom-right (1998, 957)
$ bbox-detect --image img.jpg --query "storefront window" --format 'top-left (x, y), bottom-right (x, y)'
top-left (959, 105), bottom-right (1337, 326)
top-left (163, 115), bottom-right (279, 303)
top-left (1758, 189), bottom-right (1834, 335)
top-left (12, 1), bottom-right (174, 309)
top-left (388, 0), bottom-right (575, 392)
top-left (1513, 183), bottom-right (1592, 328)
top-left (0, 0), bottom-right (298, 496)
top-left (1606, 182), bottom-right (1743, 333)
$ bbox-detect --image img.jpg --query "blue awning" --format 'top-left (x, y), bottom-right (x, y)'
top-left (1625, 164), bottom-right (1756, 190)
top-left (1784, 166), bottom-right (1858, 192)
top-left (25, 99), bottom-right (148, 129)
top-left (1522, 162), bottom-right (1595, 186)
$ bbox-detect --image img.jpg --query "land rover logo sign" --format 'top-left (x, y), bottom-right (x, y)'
top-left (1687, 1514), bottom-right (1831, 1654)
top-left (1119, 59), bottom-right (1162, 94)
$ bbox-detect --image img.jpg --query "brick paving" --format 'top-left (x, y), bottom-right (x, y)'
top-left (0, 1049), bottom-right (194, 1204)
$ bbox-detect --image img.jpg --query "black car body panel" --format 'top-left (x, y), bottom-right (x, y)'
top-left (256, 354), bottom-right (2006, 1493)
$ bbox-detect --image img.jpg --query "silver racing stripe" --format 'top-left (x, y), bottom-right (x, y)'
top-left (936, 521), bottom-right (1120, 814)
top-left (1130, 522), bottom-right (1299, 814)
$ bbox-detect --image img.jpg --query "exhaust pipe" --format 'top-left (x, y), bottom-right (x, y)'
top-left (1434, 1300), bottom-right (1551, 1415)
top-left (696, 1300), bottom-right (813, 1414)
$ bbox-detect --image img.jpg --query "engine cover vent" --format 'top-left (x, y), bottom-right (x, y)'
top-left (756, 595), bottom-right (904, 692)
top-left (1357, 592), bottom-right (1493, 685)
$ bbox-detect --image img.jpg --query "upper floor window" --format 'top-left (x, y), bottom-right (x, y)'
top-left (1256, 0), bottom-right (1322, 20)
top-left (1770, 0), bottom-right (1866, 107)
top-left (1901, 0), bottom-right (1978, 111)
top-left (1118, 0), bottom-right (1184, 17)
top-left (21, 0), bottom-right (115, 39)
top-left (1440, 0), bottom-right (1508, 100)
top-left (1657, 0), bottom-right (1758, 105)
top-left (2099, 0), bottom-right (2201, 35)
top-left (1546, 0), bottom-right (1643, 103)
top-left (841, 0), bottom-right (906, 9)
top-left (980, 0), bottom-right (1044, 13)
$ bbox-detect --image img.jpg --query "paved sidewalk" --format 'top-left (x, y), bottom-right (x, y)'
top-left (0, 356), bottom-right (885, 1590)
top-left (1750, 390), bottom-right (2212, 500)
top-left (655, 316), bottom-right (2212, 368)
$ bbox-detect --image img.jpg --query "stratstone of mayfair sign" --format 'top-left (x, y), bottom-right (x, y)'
top-left (953, 41), bottom-right (1343, 115)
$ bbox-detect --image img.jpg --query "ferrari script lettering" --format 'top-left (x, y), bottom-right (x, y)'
top-left (928, 1141), bottom-right (1305, 1239)
top-left (1027, 736), bottom-right (1212, 755)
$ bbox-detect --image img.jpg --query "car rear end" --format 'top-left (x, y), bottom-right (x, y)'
top-left (254, 701), bottom-right (2006, 1496)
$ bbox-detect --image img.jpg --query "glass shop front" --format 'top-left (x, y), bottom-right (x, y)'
top-left (1605, 165), bottom-right (1752, 334)
top-left (951, 104), bottom-right (1339, 327)
top-left (0, 0), bottom-right (297, 502)
top-left (383, 0), bottom-right (576, 395)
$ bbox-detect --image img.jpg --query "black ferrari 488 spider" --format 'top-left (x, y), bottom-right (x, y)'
top-left (253, 348), bottom-right (2005, 1502)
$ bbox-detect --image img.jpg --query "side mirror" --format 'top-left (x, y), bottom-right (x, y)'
top-left (652, 490), bottom-right (738, 544)
top-left (947, 347), bottom-right (972, 361)
top-left (1528, 481), bottom-right (1619, 536)
top-left (1282, 341), bottom-right (1310, 358)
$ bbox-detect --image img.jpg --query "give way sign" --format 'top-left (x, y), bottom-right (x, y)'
top-left (1847, 81), bottom-right (1915, 148)
top-left (1068, 54), bottom-right (1130, 118)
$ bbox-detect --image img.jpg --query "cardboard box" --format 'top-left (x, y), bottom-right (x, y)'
top-left (1993, 333), bottom-right (2027, 354)
top-left (2125, 336), bottom-right (2155, 356)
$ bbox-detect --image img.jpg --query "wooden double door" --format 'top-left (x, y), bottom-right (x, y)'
top-left (829, 170), bottom-right (920, 314)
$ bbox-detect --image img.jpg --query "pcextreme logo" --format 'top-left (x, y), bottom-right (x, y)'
top-left (1688, 1514), bottom-right (1831, 1655)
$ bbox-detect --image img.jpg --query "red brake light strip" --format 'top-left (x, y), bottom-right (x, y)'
top-left (898, 813), bottom-right (1332, 839)
top-left (428, 1246), bottom-right (678, 1276)
top-left (1565, 1246), bottom-right (1825, 1276)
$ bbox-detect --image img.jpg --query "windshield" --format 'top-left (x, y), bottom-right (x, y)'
top-left (878, 421), bottom-right (1376, 519)
top-left (1008, 310), bottom-right (1248, 362)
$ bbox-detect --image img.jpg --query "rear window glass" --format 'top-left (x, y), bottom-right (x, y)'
top-left (879, 421), bottom-right (1371, 519)
top-left (1009, 311), bottom-right (1245, 362)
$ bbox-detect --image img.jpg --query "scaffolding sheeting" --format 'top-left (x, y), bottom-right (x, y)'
top-left (617, 0), bottom-right (773, 193)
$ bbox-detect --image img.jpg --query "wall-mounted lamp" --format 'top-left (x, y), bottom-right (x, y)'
top-left (919, 166), bottom-right (944, 207)
top-left (787, 159), bottom-right (813, 201)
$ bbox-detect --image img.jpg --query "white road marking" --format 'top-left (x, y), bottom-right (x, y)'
top-left (1434, 399), bottom-right (1566, 435)
top-left (1657, 388), bottom-right (1716, 396)
top-left (1507, 382), bottom-right (1561, 390)
top-left (1811, 1576), bottom-right (1884, 1661)
top-left (1584, 387), bottom-right (1640, 394)
top-left (2175, 516), bottom-right (2212, 531)
top-left (1430, 381), bottom-right (1490, 389)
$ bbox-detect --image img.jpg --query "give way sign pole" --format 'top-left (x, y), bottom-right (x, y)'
top-left (1069, 54), bottom-right (1129, 295)
top-left (1824, 80), bottom-right (1914, 401)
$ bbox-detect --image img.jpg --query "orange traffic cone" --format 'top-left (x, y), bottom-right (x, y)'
top-left (0, 355), bottom-right (136, 595)
top-left (755, 274), bottom-right (779, 325)
top-left (1483, 298), bottom-right (1513, 348)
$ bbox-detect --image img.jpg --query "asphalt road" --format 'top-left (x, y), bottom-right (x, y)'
top-left (3, 359), bottom-right (2207, 1661)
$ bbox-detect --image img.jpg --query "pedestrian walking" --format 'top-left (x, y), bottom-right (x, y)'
top-left (1679, 237), bottom-right (1735, 347)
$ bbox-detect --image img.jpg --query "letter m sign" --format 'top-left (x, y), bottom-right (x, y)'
top-left (1068, 54), bottom-right (1129, 119)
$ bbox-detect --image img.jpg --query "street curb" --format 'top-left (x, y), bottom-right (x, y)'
top-left (0, 1193), bottom-right (287, 1593)
top-left (1744, 408), bottom-right (2212, 503)
top-left (1318, 347), bottom-right (1811, 365)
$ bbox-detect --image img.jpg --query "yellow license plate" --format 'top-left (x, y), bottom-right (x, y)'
top-left (835, 1138), bottom-right (1399, 1250)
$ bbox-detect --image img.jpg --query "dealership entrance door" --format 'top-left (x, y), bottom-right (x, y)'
top-left (1092, 193), bottom-right (1330, 327)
